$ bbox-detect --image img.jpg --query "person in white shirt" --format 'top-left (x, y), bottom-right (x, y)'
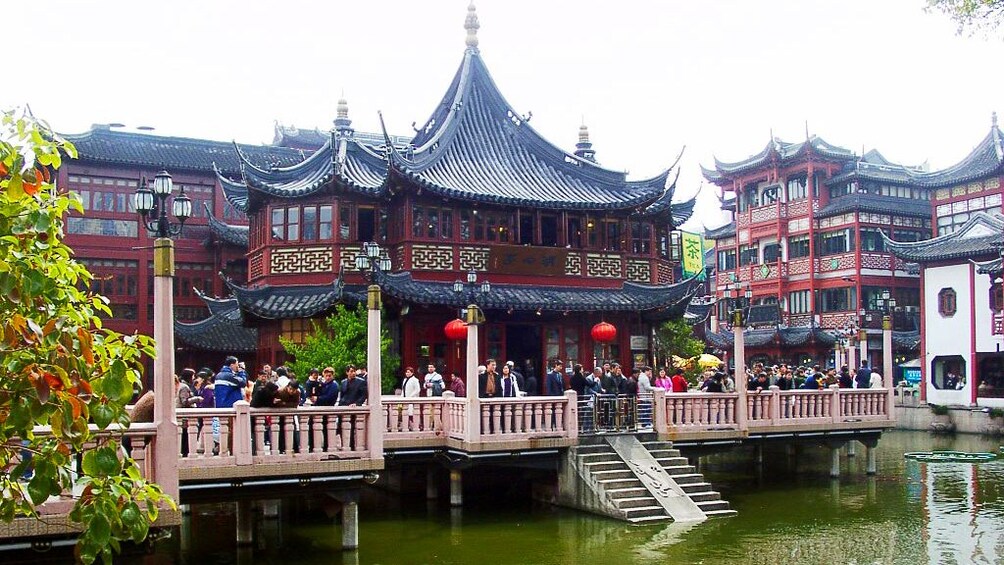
top-left (424, 363), bottom-right (444, 396)
top-left (403, 367), bottom-right (421, 398)
top-left (869, 367), bottom-right (883, 389)
top-left (637, 366), bottom-right (653, 394)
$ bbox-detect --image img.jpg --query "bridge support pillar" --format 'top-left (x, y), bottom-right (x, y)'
top-left (236, 500), bottom-right (254, 546)
top-left (342, 501), bottom-right (359, 550)
top-left (829, 446), bottom-right (841, 478)
top-left (847, 441), bottom-right (857, 457)
top-left (427, 466), bottom-right (439, 500)
top-left (450, 469), bottom-right (463, 507)
top-left (866, 445), bottom-right (877, 475)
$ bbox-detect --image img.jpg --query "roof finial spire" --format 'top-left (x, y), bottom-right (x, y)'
top-left (993, 111), bottom-right (999, 129)
top-left (804, 119), bottom-right (810, 141)
top-left (575, 121), bottom-right (597, 163)
top-left (465, 2), bottom-right (480, 50)
top-left (334, 93), bottom-right (353, 134)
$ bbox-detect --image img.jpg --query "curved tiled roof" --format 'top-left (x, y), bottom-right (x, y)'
top-left (219, 136), bottom-right (389, 213)
top-left (814, 193), bottom-right (932, 219)
top-left (702, 136), bottom-right (856, 182)
top-left (683, 299), bottom-right (712, 325)
top-left (64, 126), bottom-right (306, 175)
top-left (892, 331), bottom-right (921, 351)
top-left (226, 278), bottom-right (344, 320)
top-left (175, 309), bottom-right (258, 353)
top-left (385, 49), bottom-right (678, 211)
top-left (884, 211), bottom-right (1003, 262)
top-left (175, 293), bottom-right (257, 353)
top-left (704, 222), bottom-right (735, 240)
top-left (828, 123), bottom-right (1003, 190)
top-left (975, 257), bottom-right (1002, 275)
top-left (205, 205), bottom-right (249, 247)
top-left (374, 271), bottom-right (701, 313)
top-left (705, 327), bottom-right (838, 349)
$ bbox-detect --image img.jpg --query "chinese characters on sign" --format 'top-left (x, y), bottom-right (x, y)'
top-left (487, 246), bottom-right (569, 276)
top-left (680, 231), bottom-right (704, 278)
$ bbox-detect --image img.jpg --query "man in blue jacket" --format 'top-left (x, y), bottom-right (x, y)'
top-left (546, 360), bottom-right (565, 396)
top-left (214, 356), bottom-right (247, 408)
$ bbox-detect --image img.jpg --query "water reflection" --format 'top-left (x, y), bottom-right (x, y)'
top-left (127, 431), bottom-right (1004, 564)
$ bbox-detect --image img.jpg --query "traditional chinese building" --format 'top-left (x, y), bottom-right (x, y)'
top-left (213, 6), bottom-right (698, 379)
top-left (884, 116), bottom-right (1004, 406)
top-left (886, 212), bottom-right (1003, 406)
top-left (701, 135), bottom-right (926, 368)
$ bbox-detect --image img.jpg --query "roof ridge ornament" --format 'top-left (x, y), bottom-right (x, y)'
top-left (465, 2), bottom-right (480, 50)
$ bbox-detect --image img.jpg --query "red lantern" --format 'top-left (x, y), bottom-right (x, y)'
top-left (591, 321), bottom-right (617, 343)
top-left (444, 318), bottom-right (468, 341)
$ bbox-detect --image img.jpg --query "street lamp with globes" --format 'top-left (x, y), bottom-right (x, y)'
top-left (353, 241), bottom-right (391, 458)
top-left (131, 169), bottom-right (191, 501)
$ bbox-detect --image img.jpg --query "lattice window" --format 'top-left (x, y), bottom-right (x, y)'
top-left (938, 288), bottom-right (957, 317)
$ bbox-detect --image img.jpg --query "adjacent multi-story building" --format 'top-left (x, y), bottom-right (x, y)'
top-left (701, 136), bottom-right (928, 369)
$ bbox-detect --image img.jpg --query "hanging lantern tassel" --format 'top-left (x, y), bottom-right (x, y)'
top-left (591, 321), bottom-right (617, 343)
top-left (445, 318), bottom-right (468, 341)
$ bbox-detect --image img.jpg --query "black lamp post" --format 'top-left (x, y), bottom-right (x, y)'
top-left (134, 170), bottom-right (192, 238)
top-left (354, 241), bottom-right (392, 283)
top-left (453, 269), bottom-right (491, 323)
top-left (723, 281), bottom-right (753, 327)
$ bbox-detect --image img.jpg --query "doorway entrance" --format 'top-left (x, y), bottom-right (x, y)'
top-left (506, 324), bottom-right (541, 386)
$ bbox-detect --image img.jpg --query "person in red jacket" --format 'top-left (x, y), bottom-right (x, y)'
top-left (670, 368), bottom-right (689, 393)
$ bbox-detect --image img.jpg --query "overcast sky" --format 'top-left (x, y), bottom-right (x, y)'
top-left (7, 1), bottom-right (1003, 229)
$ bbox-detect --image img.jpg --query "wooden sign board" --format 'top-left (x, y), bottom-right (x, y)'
top-left (487, 246), bottom-right (568, 276)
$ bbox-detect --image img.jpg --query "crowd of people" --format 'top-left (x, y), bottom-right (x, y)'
top-left (143, 354), bottom-right (890, 420)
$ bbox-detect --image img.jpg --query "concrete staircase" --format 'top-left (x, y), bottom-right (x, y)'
top-left (560, 438), bottom-right (735, 523)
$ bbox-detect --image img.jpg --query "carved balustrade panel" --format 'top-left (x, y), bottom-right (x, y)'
top-left (411, 245), bottom-right (454, 271)
top-left (270, 246), bottom-right (333, 274)
top-left (585, 253), bottom-right (623, 278)
top-left (626, 258), bottom-right (652, 283)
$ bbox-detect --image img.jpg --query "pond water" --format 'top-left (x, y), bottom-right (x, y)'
top-left (132, 431), bottom-right (1004, 563)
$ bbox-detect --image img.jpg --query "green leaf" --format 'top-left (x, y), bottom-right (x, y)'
top-left (88, 514), bottom-right (111, 547)
top-left (26, 474), bottom-right (51, 505)
top-left (91, 402), bottom-right (114, 429)
top-left (94, 446), bottom-right (121, 476)
top-left (81, 450), bottom-right (99, 476)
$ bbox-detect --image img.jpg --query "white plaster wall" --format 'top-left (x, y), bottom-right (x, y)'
top-left (924, 264), bottom-right (972, 405)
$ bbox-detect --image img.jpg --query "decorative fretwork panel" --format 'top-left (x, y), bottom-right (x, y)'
top-left (787, 258), bottom-right (811, 276)
top-left (250, 252), bottom-right (264, 280)
top-left (459, 247), bottom-right (489, 271)
top-left (411, 245), bottom-right (454, 271)
top-left (861, 253), bottom-right (892, 270)
top-left (626, 259), bottom-right (651, 283)
top-left (656, 261), bottom-right (673, 284)
top-left (819, 253), bottom-right (856, 272)
top-left (339, 245), bottom-right (362, 271)
top-left (753, 262), bottom-right (779, 281)
top-left (270, 246), bottom-right (333, 274)
top-left (819, 313), bottom-right (855, 328)
top-left (585, 253), bottom-right (622, 278)
top-left (786, 200), bottom-right (809, 217)
top-left (565, 253), bottom-right (582, 276)
top-left (750, 204), bottom-right (779, 224)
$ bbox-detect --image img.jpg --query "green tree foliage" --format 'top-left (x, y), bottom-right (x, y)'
top-left (0, 109), bottom-right (172, 563)
top-left (280, 303), bottom-right (400, 393)
top-left (654, 318), bottom-right (707, 385)
top-left (927, 0), bottom-right (1004, 35)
